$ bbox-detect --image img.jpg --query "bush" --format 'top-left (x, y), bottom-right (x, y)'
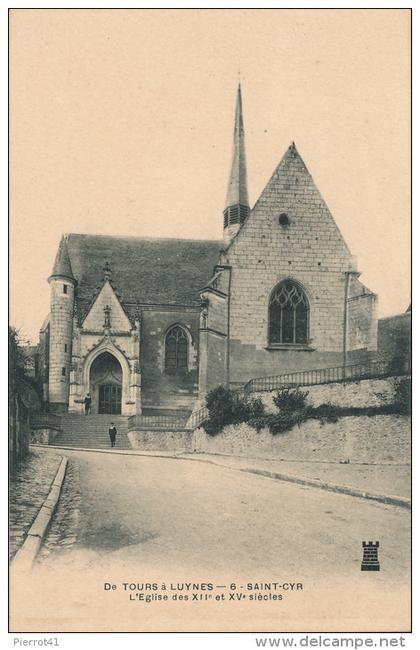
top-left (248, 414), bottom-right (270, 432)
top-left (268, 387), bottom-right (309, 434)
top-left (272, 387), bottom-right (309, 412)
top-left (203, 386), bottom-right (265, 436)
top-left (249, 387), bottom-right (310, 435)
top-left (202, 380), bottom-right (410, 439)
top-left (309, 402), bottom-right (339, 425)
top-left (267, 410), bottom-right (306, 435)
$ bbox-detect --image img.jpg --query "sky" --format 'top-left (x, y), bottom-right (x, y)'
top-left (9, 8), bottom-right (411, 342)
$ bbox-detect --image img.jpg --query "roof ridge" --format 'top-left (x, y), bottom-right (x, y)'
top-left (67, 233), bottom-right (223, 244)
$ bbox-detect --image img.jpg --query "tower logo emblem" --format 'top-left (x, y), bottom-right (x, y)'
top-left (361, 541), bottom-right (380, 571)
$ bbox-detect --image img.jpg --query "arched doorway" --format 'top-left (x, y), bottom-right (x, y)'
top-left (89, 351), bottom-right (122, 414)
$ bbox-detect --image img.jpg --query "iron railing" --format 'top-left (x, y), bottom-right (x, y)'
top-left (128, 414), bottom-right (189, 431)
top-left (243, 359), bottom-right (411, 394)
top-left (186, 406), bottom-right (209, 430)
top-left (29, 412), bottom-right (62, 431)
top-left (128, 408), bottom-right (211, 432)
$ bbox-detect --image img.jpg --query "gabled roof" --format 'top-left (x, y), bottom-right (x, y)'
top-left (82, 279), bottom-right (133, 330)
top-left (64, 234), bottom-right (223, 317)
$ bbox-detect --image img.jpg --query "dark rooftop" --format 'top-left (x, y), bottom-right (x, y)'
top-left (50, 235), bottom-right (74, 281)
top-left (65, 233), bottom-right (223, 316)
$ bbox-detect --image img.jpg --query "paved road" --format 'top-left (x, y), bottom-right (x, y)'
top-left (10, 449), bottom-right (411, 632)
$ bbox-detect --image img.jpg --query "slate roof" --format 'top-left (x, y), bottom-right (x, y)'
top-left (50, 235), bottom-right (75, 281)
top-left (64, 234), bottom-right (223, 316)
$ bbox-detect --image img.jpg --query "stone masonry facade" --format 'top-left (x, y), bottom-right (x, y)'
top-left (226, 144), bottom-right (356, 353)
top-left (48, 275), bottom-right (75, 410)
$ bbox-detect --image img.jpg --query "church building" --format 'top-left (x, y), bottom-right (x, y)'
top-left (39, 86), bottom-right (377, 416)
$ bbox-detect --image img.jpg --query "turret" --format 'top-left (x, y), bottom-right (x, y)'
top-left (223, 84), bottom-right (250, 244)
top-left (47, 235), bottom-right (76, 411)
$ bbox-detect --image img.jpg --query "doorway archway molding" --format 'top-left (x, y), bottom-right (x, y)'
top-left (83, 338), bottom-right (131, 415)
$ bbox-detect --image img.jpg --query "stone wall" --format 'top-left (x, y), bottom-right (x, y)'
top-left (192, 415), bottom-right (410, 465)
top-left (348, 291), bottom-right (378, 352)
top-left (140, 308), bottom-right (199, 410)
top-left (198, 284), bottom-right (229, 394)
top-left (48, 277), bottom-right (75, 410)
top-left (38, 321), bottom-right (50, 405)
top-left (31, 428), bottom-right (60, 445)
top-left (128, 429), bottom-right (192, 452)
top-left (254, 376), bottom-right (398, 413)
top-left (199, 329), bottom-right (226, 397)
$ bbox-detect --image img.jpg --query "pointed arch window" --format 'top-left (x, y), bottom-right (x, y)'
top-left (269, 280), bottom-right (309, 345)
top-left (165, 326), bottom-right (188, 370)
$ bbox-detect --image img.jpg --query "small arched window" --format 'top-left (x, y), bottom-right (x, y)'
top-left (269, 280), bottom-right (309, 345)
top-left (165, 326), bottom-right (188, 370)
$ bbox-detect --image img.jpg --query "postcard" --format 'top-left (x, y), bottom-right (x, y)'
top-left (8, 8), bottom-right (411, 635)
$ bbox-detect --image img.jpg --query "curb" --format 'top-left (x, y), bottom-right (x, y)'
top-left (31, 445), bottom-right (411, 510)
top-left (11, 456), bottom-right (68, 573)
top-left (237, 467), bottom-right (411, 510)
top-left (173, 455), bottom-right (411, 510)
top-left (31, 443), bottom-right (179, 460)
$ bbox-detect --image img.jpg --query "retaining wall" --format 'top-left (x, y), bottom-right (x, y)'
top-left (255, 376), bottom-right (400, 413)
top-left (30, 428), bottom-right (60, 445)
top-left (192, 415), bottom-right (410, 465)
top-left (128, 429), bottom-right (192, 452)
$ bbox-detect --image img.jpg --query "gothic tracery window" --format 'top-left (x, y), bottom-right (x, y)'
top-left (165, 326), bottom-right (188, 370)
top-left (268, 280), bottom-right (309, 345)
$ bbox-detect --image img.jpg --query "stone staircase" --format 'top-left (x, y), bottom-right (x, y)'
top-left (50, 414), bottom-right (132, 450)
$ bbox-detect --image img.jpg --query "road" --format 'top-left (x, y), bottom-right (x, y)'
top-left (10, 449), bottom-right (411, 632)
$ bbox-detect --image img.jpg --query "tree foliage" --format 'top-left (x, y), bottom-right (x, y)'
top-left (9, 327), bottom-right (27, 394)
top-left (393, 377), bottom-right (411, 415)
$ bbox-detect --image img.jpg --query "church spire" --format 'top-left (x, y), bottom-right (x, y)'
top-left (223, 84), bottom-right (250, 243)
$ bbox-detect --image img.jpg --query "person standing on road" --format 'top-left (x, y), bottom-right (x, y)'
top-left (84, 392), bottom-right (92, 415)
top-left (109, 422), bottom-right (117, 448)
